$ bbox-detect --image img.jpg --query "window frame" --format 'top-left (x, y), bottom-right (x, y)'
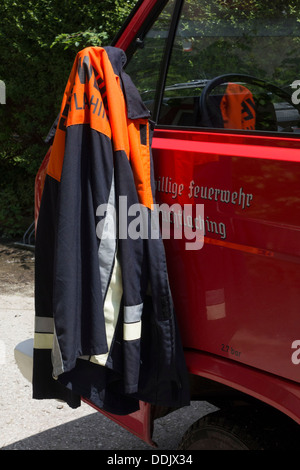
top-left (150, 0), bottom-right (184, 122)
top-left (113, 0), bottom-right (184, 123)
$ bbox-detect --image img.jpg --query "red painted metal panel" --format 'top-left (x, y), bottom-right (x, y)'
top-left (185, 349), bottom-right (300, 425)
top-left (152, 128), bottom-right (300, 385)
top-left (81, 398), bottom-right (157, 447)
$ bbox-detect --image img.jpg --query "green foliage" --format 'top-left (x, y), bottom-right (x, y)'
top-left (0, 149), bottom-right (37, 238)
top-left (0, 0), bottom-right (136, 238)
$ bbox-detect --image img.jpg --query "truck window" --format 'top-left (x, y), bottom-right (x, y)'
top-left (157, 0), bottom-right (300, 134)
top-left (125, 0), bottom-right (176, 116)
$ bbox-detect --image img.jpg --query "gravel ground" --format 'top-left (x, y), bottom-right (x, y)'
top-left (0, 240), bottom-right (216, 450)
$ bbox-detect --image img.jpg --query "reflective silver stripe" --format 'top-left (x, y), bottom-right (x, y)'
top-left (35, 316), bottom-right (54, 333)
top-left (34, 318), bottom-right (64, 376)
top-left (123, 303), bottom-right (143, 341)
top-left (97, 171), bottom-right (117, 300)
top-left (124, 303), bottom-right (143, 323)
top-left (90, 254), bottom-right (123, 367)
top-left (34, 316), bottom-right (54, 350)
top-left (94, 172), bottom-right (123, 367)
top-left (52, 326), bottom-right (64, 377)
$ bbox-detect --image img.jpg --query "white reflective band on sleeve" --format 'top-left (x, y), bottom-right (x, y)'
top-left (123, 321), bottom-right (142, 341)
top-left (34, 333), bottom-right (53, 349)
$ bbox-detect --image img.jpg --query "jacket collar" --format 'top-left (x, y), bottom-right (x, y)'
top-left (104, 46), bottom-right (151, 121)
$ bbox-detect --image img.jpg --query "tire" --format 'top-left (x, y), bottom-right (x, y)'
top-left (178, 406), bottom-right (300, 450)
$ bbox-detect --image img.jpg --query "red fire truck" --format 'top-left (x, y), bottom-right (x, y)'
top-left (17, 0), bottom-right (300, 449)
top-left (95, 0), bottom-right (300, 449)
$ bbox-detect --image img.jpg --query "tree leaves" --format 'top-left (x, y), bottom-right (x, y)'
top-left (0, 0), bottom-right (136, 237)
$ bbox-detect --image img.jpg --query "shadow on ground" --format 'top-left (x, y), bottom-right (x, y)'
top-left (2, 402), bottom-right (215, 450)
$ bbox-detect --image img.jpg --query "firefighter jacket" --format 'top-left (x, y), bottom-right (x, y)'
top-left (32, 46), bottom-right (190, 414)
top-left (220, 82), bottom-right (256, 130)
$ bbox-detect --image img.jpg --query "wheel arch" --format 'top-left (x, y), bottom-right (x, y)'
top-left (184, 349), bottom-right (300, 425)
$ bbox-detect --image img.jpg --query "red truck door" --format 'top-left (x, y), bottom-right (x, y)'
top-left (116, 0), bottom-right (300, 428)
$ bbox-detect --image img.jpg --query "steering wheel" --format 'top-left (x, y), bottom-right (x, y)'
top-left (198, 73), bottom-right (300, 130)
